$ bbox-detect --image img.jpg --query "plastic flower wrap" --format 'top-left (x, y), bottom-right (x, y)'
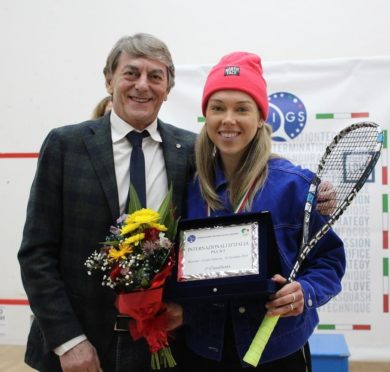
top-left (85, 185), bottom-right (179, 369)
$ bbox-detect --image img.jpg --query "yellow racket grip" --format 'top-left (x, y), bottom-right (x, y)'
top-left (243, 314), bottom-right (280, 367)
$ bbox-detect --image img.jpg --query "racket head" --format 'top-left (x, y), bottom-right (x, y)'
top-left (290, 121), bottom-right (383, 281)
top-left (315, 121), bottom-right (383, 219)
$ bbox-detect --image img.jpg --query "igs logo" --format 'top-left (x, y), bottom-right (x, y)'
top-left (268, 92), bottom-right (307, 141)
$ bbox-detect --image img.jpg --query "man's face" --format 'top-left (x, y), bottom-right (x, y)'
top-left (107, 52), bottom-right (169, 130)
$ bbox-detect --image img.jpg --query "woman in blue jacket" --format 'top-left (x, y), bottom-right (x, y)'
top-left (167, 51), bottom-right (345, 372)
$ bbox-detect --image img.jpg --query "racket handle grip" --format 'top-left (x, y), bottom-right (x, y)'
top-left (243, 314), bottom-right (280, 367)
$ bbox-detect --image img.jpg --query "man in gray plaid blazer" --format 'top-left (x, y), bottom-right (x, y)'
top-left (18, 33), bottom-right (196, 371)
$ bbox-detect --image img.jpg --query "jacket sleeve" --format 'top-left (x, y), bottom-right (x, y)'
top-left (297, 210), bottom-right (346, 311)
top-left (18, 129), bottom-right (84, 351)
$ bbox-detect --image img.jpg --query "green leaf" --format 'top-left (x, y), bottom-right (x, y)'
top-left (166, 210), bottom-right (180, 241)
top-left (128, 183), bottom-right (142, 214)
top-left (99, 240), bottom-right (120, 246)
top-left (157, 184), bottom-right (173, 225)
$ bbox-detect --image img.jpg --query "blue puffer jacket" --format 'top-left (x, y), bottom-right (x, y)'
top-left (183, 157), bottom-right (345, 365)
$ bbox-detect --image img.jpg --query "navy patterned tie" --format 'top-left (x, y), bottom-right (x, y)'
top-left (126, 131), bottom-right (150, 209)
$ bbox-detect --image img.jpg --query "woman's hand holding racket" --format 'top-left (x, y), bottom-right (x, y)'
top-left (265, 274), bottom-right (304, 317)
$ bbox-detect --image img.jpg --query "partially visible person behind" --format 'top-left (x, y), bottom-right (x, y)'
top-left (169, 52), bottom-right (346, 371)
top-left (91, 95), bottom-right (113, 119)
top-left (18, 33), bottom-right (196, 372)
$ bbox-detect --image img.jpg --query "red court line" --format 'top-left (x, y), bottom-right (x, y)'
top-left (351, 112), bottom-right (369, 118)
top-left (383, 167), bottom-right (388, 185)
top-left (0, 299), bottom-right (29, 305)
top-left (384, 294), bottom-right (389, 313)
top-left (352, 324), bottom-right (371, 330)
top-left (384, 231), bottom-right (389, 249)
top-left (0, 153), bottom-right (39, 158)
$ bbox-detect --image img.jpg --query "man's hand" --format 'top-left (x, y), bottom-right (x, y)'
top-left (59, 339), bottom-right (103, 372)
top-left (165, 302), bottom-right (183, 331)
top-left (317, 180), bottom-right (337, 215)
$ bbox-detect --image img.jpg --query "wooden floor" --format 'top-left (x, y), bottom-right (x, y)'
top-left (1, 345), bottom-right (390, 371)
top-left (0, 346), bottom-right (33, 372)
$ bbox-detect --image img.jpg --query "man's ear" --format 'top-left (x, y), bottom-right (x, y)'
top-left (164, 88), bottom-right (170, 101)
top-left (105, 77), bottom-right (113, 95)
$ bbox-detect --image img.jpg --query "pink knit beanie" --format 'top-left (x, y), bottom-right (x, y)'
top-left (202, 52), bottom-right (269, 120)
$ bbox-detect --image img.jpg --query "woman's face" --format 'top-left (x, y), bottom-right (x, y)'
top-left (205, 90), bottom-right (262, 164)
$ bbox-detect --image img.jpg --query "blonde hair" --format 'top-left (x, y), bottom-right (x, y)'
top-left (91, 96), bottom-right (112, 119)
top-left (195, 121), bottom-right (277, 211)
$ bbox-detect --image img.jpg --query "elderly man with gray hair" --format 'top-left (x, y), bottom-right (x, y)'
top-left (18, 33), bottom-right (196, 371)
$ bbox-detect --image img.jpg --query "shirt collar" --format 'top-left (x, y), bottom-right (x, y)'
top-left (110, 109), bottom-right (162, 143)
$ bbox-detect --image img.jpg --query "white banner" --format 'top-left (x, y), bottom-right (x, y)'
top-left (1, 56), bottom-right (389, 360)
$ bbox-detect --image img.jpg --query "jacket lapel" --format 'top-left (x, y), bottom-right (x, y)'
top-left (158, 120), bottom-right (189, 215)
top-left (83, 115), bottom-right (120, 221)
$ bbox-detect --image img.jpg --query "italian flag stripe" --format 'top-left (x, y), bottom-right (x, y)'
top-left (316, 112), bottom-right (369, 119)
top-left (384, 258), bottom-right (389, 313)
top-left (317, 324), bottom-right (371, 331)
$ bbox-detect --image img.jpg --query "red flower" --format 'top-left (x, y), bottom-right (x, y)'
top-left (144, 228), bottom-right (160, 242)
top-left (109, 265), bottom-right (121, 280)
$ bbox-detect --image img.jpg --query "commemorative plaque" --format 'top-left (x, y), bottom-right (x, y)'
top-left (164, 211), bottom-right (280, 302)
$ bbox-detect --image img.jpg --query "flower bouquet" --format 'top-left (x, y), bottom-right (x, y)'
top-left (85, 185), bottom-right (179, 369)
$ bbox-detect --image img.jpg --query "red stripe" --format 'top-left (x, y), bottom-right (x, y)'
top-left (384, 231), bottom-right (389, 249)
top-left (0, 299), bottom-right (29, 305)
top-left (384, 295), bottom-right (389, 313)
top-left (0, 153), bottom-right (39, 158)
top-left (383, 167), bottom-right (388, 185)
top-left (351, 112), bottom-right (369, 118)
top-left (353, 324), bottom-right (371, 330)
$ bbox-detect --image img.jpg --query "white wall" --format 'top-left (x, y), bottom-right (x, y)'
top-left (1, 0), bottom-right (390, 146)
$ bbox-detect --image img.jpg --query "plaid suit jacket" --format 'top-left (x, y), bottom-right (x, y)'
top-left (18, 114), bottom-right (196, 370)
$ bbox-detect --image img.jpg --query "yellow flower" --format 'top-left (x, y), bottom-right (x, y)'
top-left (127, 209), bottom-right (160, 225)
top-left (123, 233), bottom-right (145, 246)
top-left (108, 244), bottom-right (133, 261)
top-left (120, 222), bottom-right (140, 235)
top-left (121, 209), bottom-right (162, 236)
top-left (150, 222), bottom-right (167, 231)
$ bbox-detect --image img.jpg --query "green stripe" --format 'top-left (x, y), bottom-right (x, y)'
top-left (317, 324), bottom-right (336, 330)
top-left (384, 258), bottom-right (389, 277)
top-left (384, 194), bottom-right (389, 213)
top-left (197, 116), bottom-right (205, 123)
top-left (383, 130), bottom-right (388, 149)
top-left (316, 113), bottom-right (334, 119)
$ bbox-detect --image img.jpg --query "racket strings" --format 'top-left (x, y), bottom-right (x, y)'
top-left (316, 126), bottom-right (380, 217)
